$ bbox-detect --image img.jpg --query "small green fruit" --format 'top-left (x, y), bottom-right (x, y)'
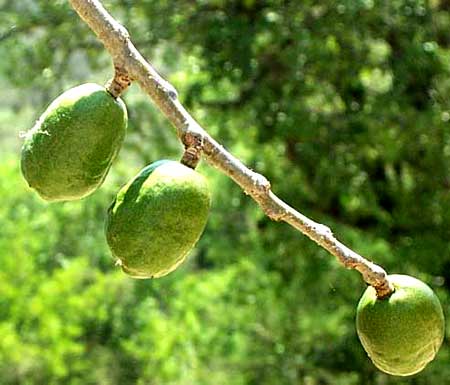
top-left (356, 274), bottom-right (445, 376)
top-left (21, 83), bottom-right (127, 201)
top-left (105, 160), bottom-right (211, 278)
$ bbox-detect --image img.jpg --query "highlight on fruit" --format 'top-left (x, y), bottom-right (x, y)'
top-left (21, 83), bottom-right (127, 201)
top-left (105, 160), bottom-right (211, 279)
top-left (356, 274), bottom-right (445, 376)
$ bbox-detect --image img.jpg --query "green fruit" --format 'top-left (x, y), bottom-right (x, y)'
top-left (356, 274), bottom-right (445, 376)
top-left (21, 83), bottom-right (127, 201)
top-left (105, 160), bottom-right (211, 278)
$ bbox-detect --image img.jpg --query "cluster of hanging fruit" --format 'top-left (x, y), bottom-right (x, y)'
top-left (20, 83), bottom-right (444, 377)
top-left (21, 83), bottom-right (210, 279)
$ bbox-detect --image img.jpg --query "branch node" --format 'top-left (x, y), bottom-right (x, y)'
top-left (116, 24), bottom-right (129, 40)
top-left (158, 79), bottom-right (178, 100)
top-left (312, 223), bottom-right (333, 238)
top-left (168, 88), bottom-right (178, 100)
top-left (243, 174), bottom-right (269, 194)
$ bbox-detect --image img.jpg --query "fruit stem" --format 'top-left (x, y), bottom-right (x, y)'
top-left (374, 278), bottom-right (395, 299)
top-left (106, 65), bottom-right (132, 98)
top-left (180, 132), bottom-right (203, 169)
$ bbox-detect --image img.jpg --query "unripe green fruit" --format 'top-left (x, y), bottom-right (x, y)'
top-left (105, 160), bottom-right (211, 278)
top-left (356, 274), bottom-right (445, 376)
top-left (21, 83), bottom-right (127, 201)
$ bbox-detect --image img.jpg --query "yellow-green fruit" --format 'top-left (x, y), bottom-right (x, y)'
top-left (105, 160), bottom-right (211, 278)
top-left (356, 274), bottom-right (445, 376)
top-left (21, 83), bottom-right (127, 201)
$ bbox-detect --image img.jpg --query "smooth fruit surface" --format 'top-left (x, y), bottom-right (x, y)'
top-left (21, 83), bottom-right (127, 201)
top-left (105, 160), bottom-right (211, 278)
top-left (356, 274), bottom-right (444, 376)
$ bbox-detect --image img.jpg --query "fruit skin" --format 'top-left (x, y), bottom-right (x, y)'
top-left (21, 83), bottom-right (127, 201)
top-left (356, 274), bottom-right (445, 376)
top-left (105, 160), bottom-right (211, 279)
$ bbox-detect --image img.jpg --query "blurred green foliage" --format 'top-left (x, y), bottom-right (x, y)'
top-left (1, 0), bottom-right (450, 384)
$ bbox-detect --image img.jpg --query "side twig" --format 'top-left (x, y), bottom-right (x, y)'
top-left (68, 0), bottom-right (393, 298)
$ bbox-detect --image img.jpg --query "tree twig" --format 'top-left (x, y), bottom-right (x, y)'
top-left (68, 0), bottom-right (394, 298)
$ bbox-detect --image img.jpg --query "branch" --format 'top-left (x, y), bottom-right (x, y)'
top-left (68, 0), bottom-right (393, 298)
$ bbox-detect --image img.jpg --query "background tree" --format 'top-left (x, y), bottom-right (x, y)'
top-left (0, 1), bottom-right (449, 384)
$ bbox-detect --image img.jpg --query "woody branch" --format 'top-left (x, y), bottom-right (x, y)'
top-left (68, 0), bottom-right (394, 298)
